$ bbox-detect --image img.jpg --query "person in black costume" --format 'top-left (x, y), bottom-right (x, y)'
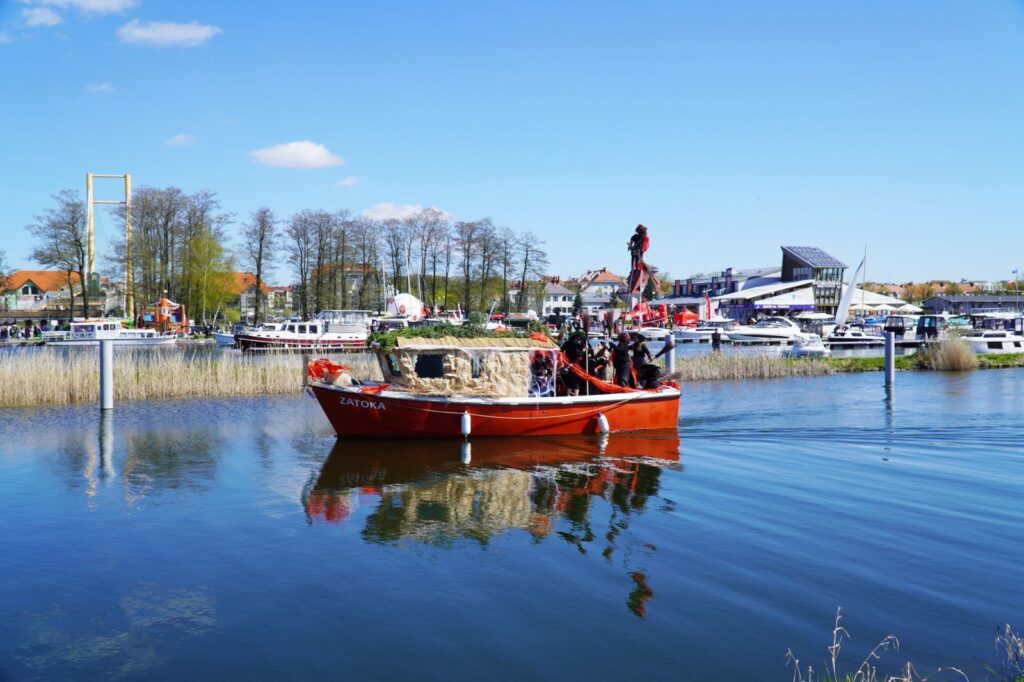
top-left (612, 332), bottom-right (635, 388)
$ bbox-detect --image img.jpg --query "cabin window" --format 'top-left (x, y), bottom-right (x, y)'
top-left (471, 357), bottom-right (482, 378)
top-left (297, 325), bottom-right (307, 334)
top-left (287, 325), bottom-right (296, 333)
top-left (414, 354), bottom-right (444, 379)
top-left (386, 354), bottom-right (402, 377)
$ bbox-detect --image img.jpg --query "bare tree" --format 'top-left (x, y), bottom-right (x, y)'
top-left (416, 208), bottom-right (446, 307)
top-left (333, 210), bottom-right (355, 309)
top-left (516, 232), bottom-right (548, 312)
top-left (26, 190), bottom-right (88, 317)
top-left (453, 220), bottom-right (480, 312)
top-left (309, 210), bottom-right (334, 314)
top-left (475, 218), bottom-right (497, 312)
top-left (0, 249), bottom-right (8, 293)
top-left (382, 218), bottom-right (406, 296)
top-left (497, 226), bottom-right (518, 313)
top-left (352, 219), bottom-right (381, 311)
top-left (286, 211), bottom-right (316, 319)
top-left (242, 207), bottom-right (277, 323)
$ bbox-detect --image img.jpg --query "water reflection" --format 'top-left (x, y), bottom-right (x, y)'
top-left (304, 433), bottom-right (680, 617)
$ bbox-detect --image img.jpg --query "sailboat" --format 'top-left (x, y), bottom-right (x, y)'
top-left (827, 254), bottom-right (884, 348)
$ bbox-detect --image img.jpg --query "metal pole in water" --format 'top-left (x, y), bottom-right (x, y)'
top-left (665, 334), bottom-right (676, 374)
top-left (884, 331), bottom-right (895, 388)
top-left (99, 339), bottom-right (114, 410)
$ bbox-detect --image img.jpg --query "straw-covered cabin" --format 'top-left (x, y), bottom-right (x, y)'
top-left (376, 335), bottom-right (556, 398)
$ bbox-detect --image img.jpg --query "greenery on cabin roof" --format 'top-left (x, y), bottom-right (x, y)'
top-left (368, 322), bottom-right (549, 354)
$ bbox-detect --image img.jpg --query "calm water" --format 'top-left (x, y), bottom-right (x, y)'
top-left (1, 370), bottom-right (1023, 680)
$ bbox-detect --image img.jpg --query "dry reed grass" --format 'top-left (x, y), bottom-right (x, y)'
top-left (0, 349), bottom-right (382, 408)
top-left (915, 338), bottom-right (978, 372)
top-left (787, 608), bottom-right (970, 682)
top-left (668, 352), bottom-right (835, 382)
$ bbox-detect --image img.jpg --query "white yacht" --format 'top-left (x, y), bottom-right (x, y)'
top-left (674, 316), bottom-right (736, 343)
top-left (44, 319), bottom-right (177, 347)
top-left (727, 316), bottom-right (805, 344)
top-left (235, 310), bottom-right (371, 352)
top-left (963, 315), bottom-right (1024, 354)
top-left (826, 323), bottom-right (885, 348)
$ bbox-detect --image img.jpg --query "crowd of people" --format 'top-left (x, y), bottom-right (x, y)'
top-left (558, 329), bottom-right (667, 394)
top-left (0, 321), bottom-right (61, 341)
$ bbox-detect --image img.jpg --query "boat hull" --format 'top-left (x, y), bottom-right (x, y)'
top-left (237, 334), bottom-right (366, 352)
top-left (45, 336), bottom-right (177, 347)
top-left (310, 384), bottom-right (681, 438)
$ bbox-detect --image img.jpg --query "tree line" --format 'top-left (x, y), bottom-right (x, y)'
top-left (21, 187), bottom-right (550, 323)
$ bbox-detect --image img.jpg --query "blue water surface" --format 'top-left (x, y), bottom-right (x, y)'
top-left (1, 370), bottom-right (1022, 680)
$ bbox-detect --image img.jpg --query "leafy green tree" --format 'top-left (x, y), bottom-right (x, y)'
top-left (572, 289), bottom-right (583, 316)
top-left (642, 278), bottom-right (656, 301)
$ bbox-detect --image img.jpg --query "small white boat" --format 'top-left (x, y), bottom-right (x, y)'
top-left (214, 331), bottom-right (236, 346)
top-left (787, 334), bottom-right (830, 358)
top-left (727, 317), bottom-right (805, 344)
top-left (637, 327), bottom-right (672, 341)
top-left (674, 316), bottom-right (736, 343)
top-left (826, 323), bottom-right (885, 348)
top-left (44, 319), bottom-right (177, 346)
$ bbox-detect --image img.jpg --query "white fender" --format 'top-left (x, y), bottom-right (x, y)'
top-left (461, 411), bottom-right (471, 437)
top-left (597, 412), bottom-right (610, 434)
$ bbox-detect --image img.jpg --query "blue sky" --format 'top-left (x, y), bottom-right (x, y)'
top-left (1, 0), bottom-right (1023, 284)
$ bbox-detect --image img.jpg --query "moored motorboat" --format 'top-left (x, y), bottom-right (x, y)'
top-left (962, 315), bottom-right (1024, 354)
top-left (236, 310), bottom-right (371, 352)
top-left (727, 316), bottom-right (804, 344)
top-left (307, 332), bottom-right (680, 439)
top-left (43, 319), bottom-right (177, 346)
top-left (826, 323), bottom-right (885, 348)
top-left (673, 316), bottom-right (737, 343)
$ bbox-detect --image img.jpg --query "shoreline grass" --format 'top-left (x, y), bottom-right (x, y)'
top-left (0, 350), bottom-right (382, 408)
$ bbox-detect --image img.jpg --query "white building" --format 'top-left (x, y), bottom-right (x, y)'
top-left (542, 282), bottom-right (575, 317)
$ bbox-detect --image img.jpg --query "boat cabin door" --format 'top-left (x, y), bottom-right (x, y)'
top-left (916, 315), bottom-right (940, 340)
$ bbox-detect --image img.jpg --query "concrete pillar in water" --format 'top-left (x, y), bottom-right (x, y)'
top-left (664, 334), bottom-right (676, 374)
top-left (884, 331), bottom-right (895, 388)
top-left (99, 339), bottom-right (114, 410)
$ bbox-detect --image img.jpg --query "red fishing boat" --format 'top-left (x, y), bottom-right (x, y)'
top-left (307, 333), bottom-right (680, 439)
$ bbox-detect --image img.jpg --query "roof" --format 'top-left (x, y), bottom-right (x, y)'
top-left (924, 295), bottom-right (1024, 303)
top-left (394, 336), bottom-right (555, 350)
top-left (650, 296), bottom-right (704, 306)
top-left (588, 270), bottom-right (625, 284)
top-left (717, 279), bottom-right (814, 301)
top-left (228, 272), bottom-right (270, 295)
top-left (782, 246), bottom-right (847, 269)
top-left (748, 284), bottom-right (905, 308)
top-left (4, 270), bottom-right (81, 293)
top-left (544, 282), bottom-right (574, 296)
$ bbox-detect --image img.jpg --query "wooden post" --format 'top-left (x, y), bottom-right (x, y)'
top-left (301, 352), bottom-right (310, 387)
top-left (100, 339), bottom-right (114, 409)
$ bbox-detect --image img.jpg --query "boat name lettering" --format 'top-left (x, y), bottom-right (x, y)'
top-left (339, 396), bottom-right (386, 410)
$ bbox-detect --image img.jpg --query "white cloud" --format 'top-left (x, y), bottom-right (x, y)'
top-left (25, 0), bottom-right (137, 13)
top-left (362, 203), bottom-right (451, 221)
top-left (335, 176), bottom-right (360, 189)
top-left (0, 33), bottom-right (13, 44)
top-left (117, 19), bottom-right (222, 47)
top-left (248, 141), bottom-right (343, 168)
top-left (166, 133), bottom-right (194, 146)
top-left (22, 7), bottom-right (62, 26)
top-left (85, 82), bottom-right (114, 94)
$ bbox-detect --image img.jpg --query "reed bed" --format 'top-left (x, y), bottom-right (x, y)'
top-left (0, 349), bottom-right (382, 408)
top-left (669, 352), bottom-right (836, 381)
top-left (913, 337), bottom-right (979, 372)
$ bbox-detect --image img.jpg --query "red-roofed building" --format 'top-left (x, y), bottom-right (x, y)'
top-left (226, 272), bottom-right (271, 320)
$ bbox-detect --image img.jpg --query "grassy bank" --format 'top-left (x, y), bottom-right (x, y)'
top-left (670, 339), bottom-right (1024, 382)
top-left (0, 350), bottom-right (382, 408)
